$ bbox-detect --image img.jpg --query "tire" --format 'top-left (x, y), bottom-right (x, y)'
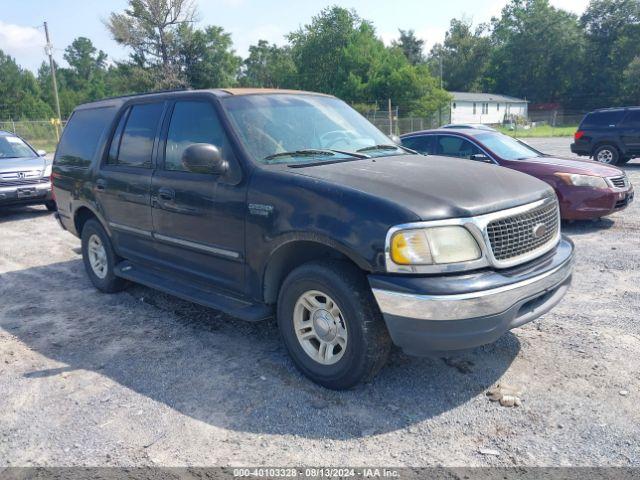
top-left (277, 260), bottom-right (391, 389)
top-left (44, 200), bottom-right (57, 212)
top-left (593, 144), bottom-right (620, 165)
top-left (80, 218), bottom-right (127, 293)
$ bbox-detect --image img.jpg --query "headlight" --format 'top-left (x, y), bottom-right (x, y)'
top-left (390, 226), bottom-right (481, 265)
top-left (43, 164), bottom-right (52, 177)
top-left (555, 172), bottom-right (607, 188)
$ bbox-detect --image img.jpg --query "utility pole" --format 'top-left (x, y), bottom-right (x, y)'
top-left (439, 54), bottom-right (443, 126)
top-left (387, 98), bottom-right (393, 136)
top-left (43, 22), bottom-right (62, 138)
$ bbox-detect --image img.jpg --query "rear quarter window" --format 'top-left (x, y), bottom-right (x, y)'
top-left (580, 111), bottom-right (626, 129)
top-left (55, 107), bottom-right (116, 168)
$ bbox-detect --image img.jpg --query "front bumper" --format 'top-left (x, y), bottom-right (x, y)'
top-left (369, 237), bottom-right (574, 355)
top-left (0, 181), bottom-right (52, 206)
top-left (559, 186), bottom-right (634, 220)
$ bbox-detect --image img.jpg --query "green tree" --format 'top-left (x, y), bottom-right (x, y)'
top-left (580, 0), bottom-right (640, 107)
top-left (428, 19), bottom-right (491, 92)
top-left (105, 0), bottom-right (197, 88)
top-left (393, 29), bottom-right (425, 65)
top-left (64, 37), bottom-right (108, 82)
top-left (485, 0), bottom-right (585, 104)
top-left (0, 51), bottom-right (53, 120)
top-left (240, 40), bottom-right (297, 88)
top-left (621, 56), bottom-right (640, 103)
top-left (288, 6), bottom-right (449, 116)
top-left (178, 25), bottom-right (241, 88)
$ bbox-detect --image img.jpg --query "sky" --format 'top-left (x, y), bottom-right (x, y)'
top-left (0, 0), bottom-right (590, 73)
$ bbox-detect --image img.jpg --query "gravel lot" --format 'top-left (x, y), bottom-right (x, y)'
top-left (1, 137), bottom-right (639, 467)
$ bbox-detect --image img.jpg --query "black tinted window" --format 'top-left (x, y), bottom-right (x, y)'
top-left (581, 111), bottom-right (625, 128)
top-left (621, 110), bottom-right (640, 128)
top-left (112, 103), bottom-right (163, 168)
top-left (436, 136), bottom-right (481, 159)
top-left (55, 107), bottom-right (116, 168)
top-left (402, 136), bottom-right (435, 154)
top-left (165, 101), bottom-right (230, 172)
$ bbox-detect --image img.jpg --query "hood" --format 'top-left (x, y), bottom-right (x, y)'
top-left (521, 155), bottom-right (623, 177)
top-left (0, 156), bottom-right (46, 174)
top-left (288, 154), bottom-right (555, 221)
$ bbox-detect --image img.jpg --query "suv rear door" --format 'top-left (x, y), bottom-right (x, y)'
top-left (619, 109), bottom-right (640, 155)
top-left (150, 97), bottom-right (246, 294)
top-left (96, 101), bottom-right (166, 262)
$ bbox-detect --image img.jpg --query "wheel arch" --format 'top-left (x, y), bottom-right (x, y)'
top-left (73, 205), bottom-right (108, 237)
top-left (262, 237), bottom-right (371, 305)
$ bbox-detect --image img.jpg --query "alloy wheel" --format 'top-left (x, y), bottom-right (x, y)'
top-left (293, 290), bottom-right (348, 365)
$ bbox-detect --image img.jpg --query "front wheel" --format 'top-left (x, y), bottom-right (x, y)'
top-left (593, 144), bottom-right (620, 165)
top-left (277, 260), bottom-right (391, 389)
top-left (44, 200), bottom-right (57, 211)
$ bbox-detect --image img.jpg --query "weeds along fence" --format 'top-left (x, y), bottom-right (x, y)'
top-left (0, 120), bottom-right (66, 153)
top-left (361, 109), bottom-right (450, 136)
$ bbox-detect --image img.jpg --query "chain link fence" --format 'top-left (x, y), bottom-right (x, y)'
top-left (0, 120), bottom-right (66, 154)
top-left (361, 109), bottom-right (450, 136)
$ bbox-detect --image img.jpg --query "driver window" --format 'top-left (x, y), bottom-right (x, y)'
top-left (437, 136), bottom-right (481, 159)
top-left (165, 101), bottom-right (232, 172)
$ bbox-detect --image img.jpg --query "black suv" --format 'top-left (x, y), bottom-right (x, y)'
top-left (571, 107), bottom-right (640, 165)
top-left (53, 89), bottom-right (574, 389)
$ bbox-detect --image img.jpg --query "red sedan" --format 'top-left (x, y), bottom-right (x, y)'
top-left (401, 129), bottom-right (634, 220)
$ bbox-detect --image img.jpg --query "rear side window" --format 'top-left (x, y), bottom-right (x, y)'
top-left (437, 136), bottom-right (481, 158)
top-left (55, 107), bottom-right (116, 168)
top-left (581, 111), bottom-right (625, 129)
top-left (107, 103), bottom-right (164, 168)
top-left (621, 110), bottom-right (640, 128)
top-left (402, 135), bottom-right (436, 155)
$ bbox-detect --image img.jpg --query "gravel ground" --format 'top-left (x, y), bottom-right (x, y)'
top-left (0, 137), bottom-right (639, 467)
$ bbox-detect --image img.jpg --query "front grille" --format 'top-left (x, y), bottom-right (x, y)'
top-left (486, 201), bottom-right (559, 262)
top-left (0, 178), bottom-right (47, 187)
top-left (615, 197), bottom-right (629, 209)
top-left (609, 176), bottom-right (628, 188)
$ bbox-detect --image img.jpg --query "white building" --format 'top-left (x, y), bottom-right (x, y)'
top-left (449, 92), bottom-right (528, 125)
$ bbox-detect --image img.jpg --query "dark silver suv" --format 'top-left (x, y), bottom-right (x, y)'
top-left (0, 131), bottom-right (55, 210)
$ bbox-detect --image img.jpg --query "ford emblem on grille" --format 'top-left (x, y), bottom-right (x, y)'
top-left (532, 223), bottom-right (547, 239)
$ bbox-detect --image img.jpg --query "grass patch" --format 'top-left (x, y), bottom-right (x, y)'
top-left (497, 125), bottom-right (577, 138)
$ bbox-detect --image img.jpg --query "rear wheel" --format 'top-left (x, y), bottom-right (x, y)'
top-left (593, 144), bottom-right (620, 165)
top-left (81, 219), bottom-right (127, 293)
top-left (277, 260), bottom-right (391, 389)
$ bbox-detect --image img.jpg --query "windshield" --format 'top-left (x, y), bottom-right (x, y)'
top-left (476, 133), bottom-right (541, 160)
top-left (221, 94), bottom-right (405, 165)
top-left (0, 135), bottom-right (36, 159)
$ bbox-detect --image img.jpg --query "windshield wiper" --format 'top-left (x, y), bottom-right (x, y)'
top-left (356, 144), bottom-right (401, 153)
top-left (264, 149), bottom-right (369, 162)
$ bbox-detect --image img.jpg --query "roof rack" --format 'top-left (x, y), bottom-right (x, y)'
top-left (88, 87), bottom-right (192, 103)
top-left (593, 106), bottom-right (640, 111)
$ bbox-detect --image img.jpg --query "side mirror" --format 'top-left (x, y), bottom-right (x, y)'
top-left (37, 150), bottom-right (47, 157)
top-left (182, 143), bottom-right (228, 175)
top-left (389, 134), bottom-right (401, 145)
top-left (470, 153), bottom-right (493, 163)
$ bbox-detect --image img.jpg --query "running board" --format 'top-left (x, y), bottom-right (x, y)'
top-left (114, 260), bottom-right (273, 322)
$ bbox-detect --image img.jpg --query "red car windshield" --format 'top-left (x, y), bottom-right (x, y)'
top-left (476, 133), bottom-right (541, 161)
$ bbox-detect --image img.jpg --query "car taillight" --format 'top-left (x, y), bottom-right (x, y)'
top-left (574, 130), bottom-right (584, 141)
